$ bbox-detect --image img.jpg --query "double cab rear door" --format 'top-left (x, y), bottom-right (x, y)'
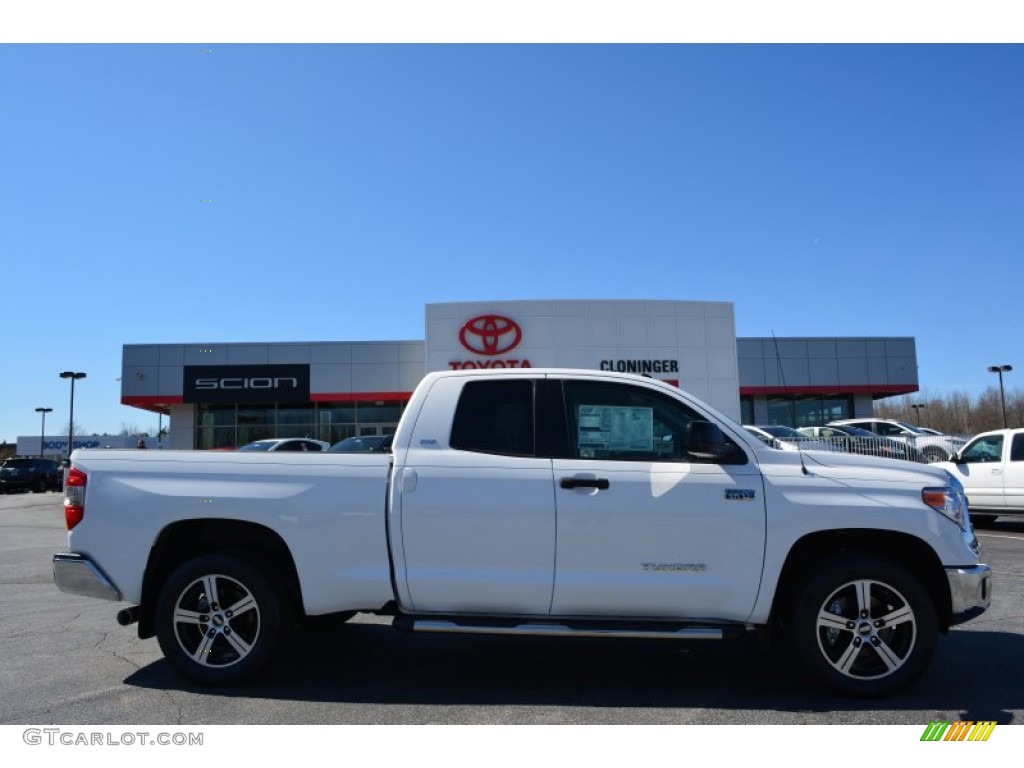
top-left (392, 374), bottom-right (767, 622)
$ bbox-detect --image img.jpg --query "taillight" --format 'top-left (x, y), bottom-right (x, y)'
top-left (64, 467), bottom-right (87, 530)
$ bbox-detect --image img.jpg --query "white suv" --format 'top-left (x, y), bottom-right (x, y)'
top-left (827, 418), bottom-right (966, 462)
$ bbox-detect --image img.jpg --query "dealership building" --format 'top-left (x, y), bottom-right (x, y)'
top-left (118, 300), bottom-right (919, 450)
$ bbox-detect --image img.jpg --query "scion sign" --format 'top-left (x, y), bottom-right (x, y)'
top-left (183, 365), bottom-right (310, 404)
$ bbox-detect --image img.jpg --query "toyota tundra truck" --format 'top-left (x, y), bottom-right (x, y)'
top-left (53, 369), bottom-right (991, 696)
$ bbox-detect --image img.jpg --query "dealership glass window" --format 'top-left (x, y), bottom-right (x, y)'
top-left (276, 424), bottom-right (321, 439)
top-left (278, 404), bottom-right (317, 426)
top-left (764, 395), bottom-right (854, 428)
top-left (317, 405), bottom-right (357, 424)
top-left (740, 397), bottom-right (754, 425)
top-left (766, 398), bottom-right (795, 427)
top-left (193, 400), bottom-right (409, 448)
top-left (238, 404), bottom-right (277, 427)
top-left (357, 403), bottom-right (404, 423)
top-left (237, 424), bottom-right (274, 444)
top-left (196, 426), bottom-right (236, 450)
top-left (794, 399), bottom-right (822, 427)
top-left (197, 404), bottom-right (236, 427)
top-left (325, 424), bottom-right (356, 444)
top-left (820, 397), bottom-right (852, 423)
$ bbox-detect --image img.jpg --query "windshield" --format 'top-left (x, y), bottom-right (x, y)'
top-left (237, 441), bottom-right (275, 452)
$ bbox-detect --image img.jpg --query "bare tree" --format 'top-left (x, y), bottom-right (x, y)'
top-left (875, 386), bottom-right (1023, 435)
top-left (61, 421), bottom-right (89, 436)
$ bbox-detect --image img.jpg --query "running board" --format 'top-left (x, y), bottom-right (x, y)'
top-left (397, 617), bottom-right (728, 640)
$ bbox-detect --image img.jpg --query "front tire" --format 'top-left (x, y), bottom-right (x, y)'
top-left (789, 555), bottom-right (937, 697)
top-left (155, 553), bottom-right (283, 686)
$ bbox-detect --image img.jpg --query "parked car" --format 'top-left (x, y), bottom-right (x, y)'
top-left (236, 438), bottom-right (330, 452)
top-left (0, 457), bottom-right (63, 493)
top-left (828, 418), bottom-right (966, 462)
top-left (799, 425), bottom-right (929, 463)
top-left (328, 435), bottom-right (394, 453)
top-left (935, 428), bottom-right (1024, 526)
top-left (742, 425), bottom-right (833, 452)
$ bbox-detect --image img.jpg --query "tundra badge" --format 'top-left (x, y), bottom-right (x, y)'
top-left (725, 489), bottom-right (756, 501)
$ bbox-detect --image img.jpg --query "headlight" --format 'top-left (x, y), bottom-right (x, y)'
top-left (922, 474), bottom-right (968, 530)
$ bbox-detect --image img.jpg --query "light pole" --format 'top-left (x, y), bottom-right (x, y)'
top-left (59, 371), bottom-right (86, 461)
top-left (987, 365), bottom-right (1013, 428)
top-left (910, 403), bottom-right (926, 427)
top-left (34, 407), bottom-right (52, 458)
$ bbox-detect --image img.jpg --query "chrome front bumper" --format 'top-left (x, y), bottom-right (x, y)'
top-left (53, 553), bottom-right (121, 601)
top-left (946, 564), bottom-right (992, 625)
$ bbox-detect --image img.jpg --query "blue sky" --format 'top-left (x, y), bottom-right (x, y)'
top-left (2, 42), bottom-right (1023, 442)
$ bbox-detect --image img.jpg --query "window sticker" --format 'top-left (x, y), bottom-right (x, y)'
top-left (577, 405), bottom-right (654, 454)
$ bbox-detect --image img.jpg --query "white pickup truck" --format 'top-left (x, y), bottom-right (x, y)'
top-left (54, 369), bottom-right (991, 696)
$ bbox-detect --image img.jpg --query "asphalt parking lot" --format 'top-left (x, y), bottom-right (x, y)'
top-left (1, 491), bottom-right (1022, 726)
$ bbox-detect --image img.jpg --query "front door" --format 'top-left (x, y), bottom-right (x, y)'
top-left (550, 378), bottom-right (766, 622)
top-left (1006, 433), bottom-right (1024, 511)
top-left (949, 433), bottom-right (1006, 510)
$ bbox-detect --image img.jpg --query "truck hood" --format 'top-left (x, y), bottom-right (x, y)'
top-left (757, 446), bottom-right (953, 487)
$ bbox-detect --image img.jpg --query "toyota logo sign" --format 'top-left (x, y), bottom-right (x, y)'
top-left (458, 315), bottom-right (523, 356)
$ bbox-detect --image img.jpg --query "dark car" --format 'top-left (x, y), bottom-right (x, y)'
top-left (327, 435), bottom-right (394, 453)
top-left (0, 457), bottom-right (63, 494)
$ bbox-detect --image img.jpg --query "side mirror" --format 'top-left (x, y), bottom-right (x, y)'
top-left (688, 421), bottom-right (734, 462)
top-left (949, 452), bottom-right (962, 464)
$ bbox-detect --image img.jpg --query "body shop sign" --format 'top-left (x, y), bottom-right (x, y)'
top-left (183, 365), bottom-right (310, 404)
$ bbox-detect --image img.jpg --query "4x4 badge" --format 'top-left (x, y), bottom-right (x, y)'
top-left (725, 489), bottom-right (756, 501)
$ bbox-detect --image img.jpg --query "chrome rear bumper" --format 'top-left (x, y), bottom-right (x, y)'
top-left (53, 553), bottom-right (121, 601)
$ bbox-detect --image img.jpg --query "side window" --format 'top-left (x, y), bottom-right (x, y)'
top-left (562, 380), bottom-right (744, 464)
top-left (450, 379), bottom-right (535, 457)
top-left (876, 423), bottom-right (904, 437)
top-left (1011, 434), bottom-right (1024, 462)
top-left (960, 435), bottom-right (1004, 463)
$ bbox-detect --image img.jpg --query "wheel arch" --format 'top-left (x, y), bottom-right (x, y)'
top-left (770, 529), bottom-right (953, 632)
top-left (138, 518), bottom-right (302, 639)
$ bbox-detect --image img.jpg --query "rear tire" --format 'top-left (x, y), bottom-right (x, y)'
top-left (922, 446), bottom-right (948, 463)
top-left (788, 554), bottom-right (937, 697)
top-left (155, 553), bottom-right (283, 686)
